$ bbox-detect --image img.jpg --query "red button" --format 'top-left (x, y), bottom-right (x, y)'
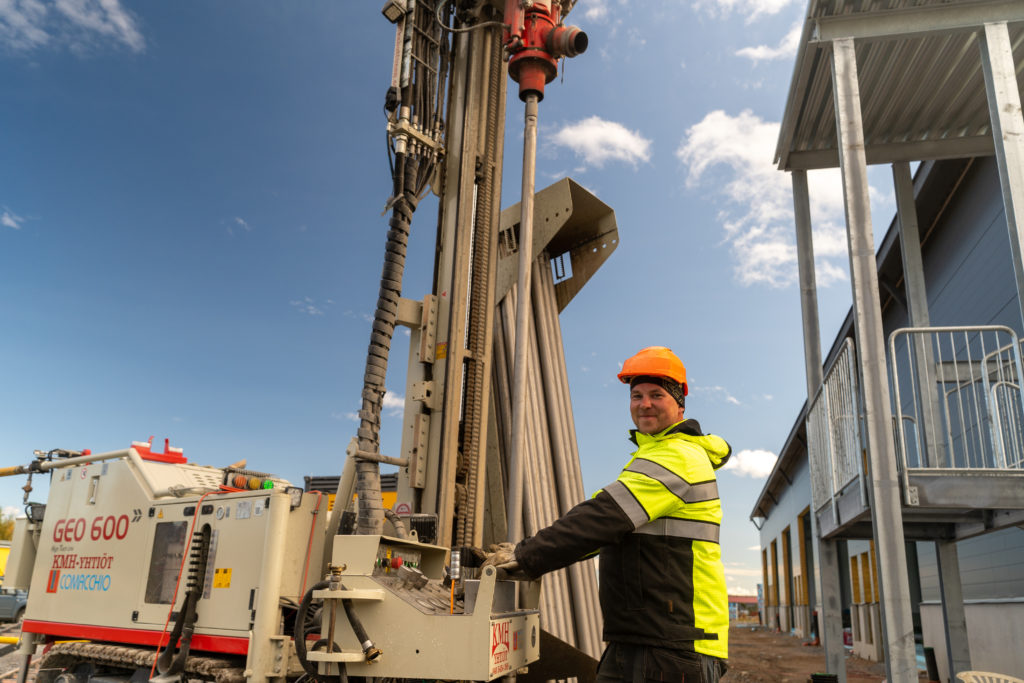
top-left (392, 556), bottom-right (403, 569)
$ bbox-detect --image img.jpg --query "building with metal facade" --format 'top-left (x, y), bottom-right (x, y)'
top-left (755, 2), bottom-right (1024, 681)
top-left (753, 156), bottom-right (1024, 680)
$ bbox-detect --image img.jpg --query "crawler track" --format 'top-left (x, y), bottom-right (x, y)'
top-left (39, 642), bottom-right (245, 683)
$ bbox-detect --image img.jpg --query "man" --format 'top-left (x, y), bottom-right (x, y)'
top-left (494, 346), bottom-right (731, 683)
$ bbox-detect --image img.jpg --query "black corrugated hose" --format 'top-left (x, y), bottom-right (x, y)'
top-left (294, 580), bottom-right (346, 683)
top-left (353, 0), bottom-right (445, 536)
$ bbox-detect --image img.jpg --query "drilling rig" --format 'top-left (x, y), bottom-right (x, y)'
top-left (2, 2), bottom-right (618, 682)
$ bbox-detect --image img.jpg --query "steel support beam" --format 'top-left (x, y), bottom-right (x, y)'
top-left (813, 0), bottom-right (1024, 44)
top-left (784, 135), bottom-right (995, 172)
top-left (831, 37), bottom-right (918, 683)
top-left (980, 21), bottom-right (1024, 333)
top-left (936, 541), bottom-right (972, 677)
top-left (792, 169), bottom-right (846, 683)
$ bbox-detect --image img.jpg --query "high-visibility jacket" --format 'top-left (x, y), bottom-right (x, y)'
top-left (515, 419), bottom-right (731, 660)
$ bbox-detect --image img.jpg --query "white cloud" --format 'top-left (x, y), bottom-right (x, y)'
top-left (0, 0), bottom-right (49, 49)
top-left (677, 109), bottom-right (851, 288)
top-left (55, 0), bottom-right (143, 51)
top-left (226, 216), bottom-right (251, 236)
top-left (290, 296), bottom-right (326, 316)
top-left (551, 116), bottom-right (651, 169)
top-left (692, 0), bottom-right (799, 23)
top-left (721, 448), bottom-right (778, 478)
top-left (333, 390), bottom-right (404, 422)
top-left (736, 22), bottom-right (801, 63)
top-left (2, 208), bottom-right (25, 229)
top-left (3, 505), bottom-right (21, 518)
top-left (582, 0), bottom-right (609, 21)
top-left (693, 384), bottom-right (741, 406)
top-left (0, 0), bottom-right (144, 53)
top-left (382, 390), bottom-right (405, 416)
top-left (342, 310), bottom-right (375, 323)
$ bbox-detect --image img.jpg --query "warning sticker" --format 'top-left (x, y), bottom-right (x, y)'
top-left (213, 568), bottom-right (232, 588)
top-left (489, 619), bottom-right (511, 678)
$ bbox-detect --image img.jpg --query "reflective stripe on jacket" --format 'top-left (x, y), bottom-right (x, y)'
top-left (514, 419), bottom-right (731, 660)
top-left (600, 420), bottom-right (730, 659)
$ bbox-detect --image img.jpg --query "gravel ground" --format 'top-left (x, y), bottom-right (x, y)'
top-left (0, 622), bottom-right (35, 682)
top-left (0, 622), bottom-right (922, 683)
top-left (723, 624), bottom-right (925, 683)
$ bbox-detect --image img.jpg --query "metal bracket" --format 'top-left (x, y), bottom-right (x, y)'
top-left (906, 486), bottom-right (920, 506)
top-left (407, 413), bottom-right (430, 489)
top-left (410, 380), bottom-right (437, 410)
top-left (418, 295), bottom-right (438, 364)
top-left (312, 588), bottom-right (386, 601)
top-left (396, 297), bottom-right (423, 328)
top-left (388, 119), bottom-right (442, 151)
top-left (266, 635), bottom-right (287, 678)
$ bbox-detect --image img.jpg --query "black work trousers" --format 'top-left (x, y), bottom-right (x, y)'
top-left (595, 642), bottom-right (726, 683)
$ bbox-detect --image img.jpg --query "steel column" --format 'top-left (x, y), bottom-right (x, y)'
top-left (893, 161), bottom-right (942, 466)
top-left (831, 37), bottom-right (917, 683)
top-left (421, 29), bottom-right (470, 525)
top-left (936, 541), bottom-right (972, 677)
top-left (979, 21), bottom-right (1024, 332)
top-left (792, 169), bottom-right (847, 682)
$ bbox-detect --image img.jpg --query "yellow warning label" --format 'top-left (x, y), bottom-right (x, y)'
top-left (435, 342), bottom-right (447, 360)
top-left (213, 568), bottom-right (232, 588)
top-left (157, 509), bottom-right (164, 519)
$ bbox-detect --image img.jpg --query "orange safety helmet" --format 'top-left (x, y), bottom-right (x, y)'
top-left (617, 346), bottom-right (688, 395)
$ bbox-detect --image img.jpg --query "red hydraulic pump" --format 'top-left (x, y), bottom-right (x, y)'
top-left (503, 0), bottom-right (587, 101)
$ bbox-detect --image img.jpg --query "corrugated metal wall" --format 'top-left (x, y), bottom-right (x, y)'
top-left (882, 156), bottom-right (1024, 600)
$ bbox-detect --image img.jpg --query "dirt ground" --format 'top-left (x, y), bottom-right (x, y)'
top-left (724, 624), bottom-right (923, 683)
top-left (0, 622), bottom-right (929, 683)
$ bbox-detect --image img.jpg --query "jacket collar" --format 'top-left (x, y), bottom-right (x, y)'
top-left (629, 418), bottom-right (705, 445)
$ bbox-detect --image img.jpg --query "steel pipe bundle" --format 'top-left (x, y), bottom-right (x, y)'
top-left (491, 254), bottom-right (603, 658)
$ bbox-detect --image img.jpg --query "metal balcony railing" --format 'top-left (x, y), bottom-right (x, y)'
top-left (807, 338), bottom-right (866, 521)
top-left (889, 326), bottom-right (1024, 495)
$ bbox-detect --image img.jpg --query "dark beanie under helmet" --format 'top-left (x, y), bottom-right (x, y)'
top-left (629, 375), bottom-right (686, 409)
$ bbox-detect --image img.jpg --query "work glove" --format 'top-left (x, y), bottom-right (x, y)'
top-left (462, 546), bottom-right (490, 566)
top-left (480, 542), bottom-right (516, 568)
top-left (495, 559), bottom-right (530, 581)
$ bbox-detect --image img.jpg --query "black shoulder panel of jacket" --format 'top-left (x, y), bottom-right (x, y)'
top-left (629, 418), bottom-right (706, 445)
top-left (673, 419), bottom-right (704, 436)
top-left (514, 490), bottom-right (635, 579)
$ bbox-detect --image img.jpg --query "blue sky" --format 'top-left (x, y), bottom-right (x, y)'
top-left (1, 0), bottom-right (901, 596)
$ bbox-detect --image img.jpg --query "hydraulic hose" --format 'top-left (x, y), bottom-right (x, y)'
top-left (355, 154), bottom-right (420, 535)
top-left (383, 507), bottom-right (411, 539)
top-left (295, 579), bottom-right (380, 681)
top-left (342, 598), bottom-right (381, 661)
top-left (157, 524), bottom-right (212, 677)
top-left (295, 580), bottom-right (343, 683)
top-left (353, 0), bottom-right (445, 536)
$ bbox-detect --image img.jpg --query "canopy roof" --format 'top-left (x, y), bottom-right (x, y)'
top-left (776, 0), bottom-right (1024, 171)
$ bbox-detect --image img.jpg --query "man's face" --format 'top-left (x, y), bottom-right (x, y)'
top-left (630, 381), bottom-right (685, 435)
